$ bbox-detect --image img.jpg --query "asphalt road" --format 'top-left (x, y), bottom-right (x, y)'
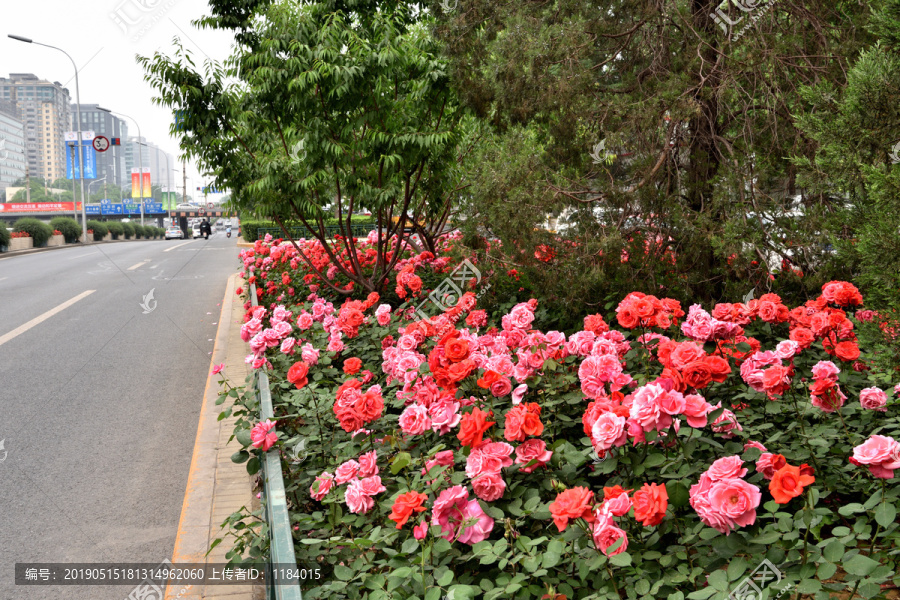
top-left (0, 233), bottom-right (241, 599)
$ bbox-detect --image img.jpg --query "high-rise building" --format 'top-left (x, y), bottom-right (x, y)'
top-left (0, 100), bottom-right (27, 200)
top-left (71, 104), bottom-right (129, 189)
top-left (126, 136), bottom-right (174, 195)
top-left (0, 73), bottom-right (71, 183)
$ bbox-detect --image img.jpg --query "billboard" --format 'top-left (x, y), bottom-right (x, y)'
top-left (0, 202), bottom-right (83, 213)
top-left (65, 141), bottom-right (97, 179)
top-left (131, 169), bottom-right (151, 198)
top-left (160, 191), bottom-right (179, 210)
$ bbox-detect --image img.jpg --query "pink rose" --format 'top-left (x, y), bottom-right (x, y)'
top-left (334, 459), bottom-right (360, 485)
top-left (860, 387), bottom-right (888, 412)
top-left (682, 394), bottom-right (714, 428)
top-left (852, 435), bottom-right (900, 479)
top-left (358, 451), bottom-right (379, 478)
top-left (301, 343), bottom-right (320, 365)
top-left (280, 337), bottom-right (296, 354)
top-left (507, 303), bottom-right (535, 330)
top-left (428, 398), bottom-right (461, 435)
top-left (345, 480), bottom-right (375, 514)
top-left (512, 384), bottom-right (528, 405)
top-left (490, 377), bottom-right (513, 398)
top-left (399, 404), bottom-right (431, 435)
top-left (707, 456), bottom-right (747, 481)
top-left (472, 471), bottom-right (506, 502)
top-left (775, 340), bottom-right (799, 360)
top-left (705, 478), bottom-right (761, 533)
top-left (590, 412), bottom-right (628, 451)
top-left (358, 475), bottom-right (386, 496)
top-left (514, 439), bottom-right (553, 473)
top-left (297, 312), bottom-right (314, 330)
top-left (250, 419), bottom-right (278, 451)
top-left (456, 499), bottom-right (494, 545)
top-left (431, 485), bottom-right (469, 541)
top-left (811, 360), bottom-right (840, 381)
top-left (413, 520), bottom-right (428, 540)
top-left (602, 493), bottom-right (632, 517)
top-left (397, 335), bottom-right (419, 352)
top-left (310, 472), bottom-right (334, 501)
top-left (591, 518), bottom-right (629, 556)
top-left (211, 363), bottom-right (225, 375)
top-left (422, 450), bottom-right (455, 478)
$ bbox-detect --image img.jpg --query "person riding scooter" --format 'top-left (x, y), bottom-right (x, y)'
top-left (226, 225), bottom-right (232, 238)
top-left (200, 219), bottom-right (212, 240)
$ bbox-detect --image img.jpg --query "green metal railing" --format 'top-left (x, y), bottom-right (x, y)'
top-left (250, 283), bottom-right (303, 600)
top-left (256, 224), bottom-right (377, 241)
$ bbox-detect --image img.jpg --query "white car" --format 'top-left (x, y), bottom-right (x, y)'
top-left (165, 226), bottom-right (184, 240)
top-left (175, 203), bottom-right (198, 210)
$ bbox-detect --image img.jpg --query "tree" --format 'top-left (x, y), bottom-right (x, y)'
top-left (139, 0), bottom-right (466, 295)
top-left (433, 0), bottom-right (875, 306)
top-left (792, 0), bottom-right (900, 307)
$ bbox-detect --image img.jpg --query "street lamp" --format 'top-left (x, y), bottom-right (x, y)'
top-left (10, 34), bottom-right (88, 243)
top-left (97, 107), bottom-right (144, 226)
top-left (87, 176), bottom-right (107, 199)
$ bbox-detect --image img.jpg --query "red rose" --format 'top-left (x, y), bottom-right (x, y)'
top-left (444, 338), bottom-right (470, 363)
top-left (287, 361), bottom-right (309, 389)
top-left (445, 359), bottom-right (476, 384)
top-left (834, 341), bottom-right (860, 362)
top-left (632, 483), bottom-right (668, 527)
top-left (389, 491), bottom-right (428, 529)
top-left (343, 357), bottom-right (362, 375)
top-left (789, 327), bottom-right (815, 349)
top-left (549, 487), bottom-right (595, 532)
top-left (703, 355), bottom-right (732, 383)
top-left (681, 360), bottom-right (712, 390)
top-left (457, 407), bottom-right (495, 448)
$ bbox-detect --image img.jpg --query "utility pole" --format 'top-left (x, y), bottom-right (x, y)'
top-left (25, 164), bottom-right (30, 202)
top-left (70, 141), bottom-right (77, 222)
top-left (182, 158), bottom-right (187, 203)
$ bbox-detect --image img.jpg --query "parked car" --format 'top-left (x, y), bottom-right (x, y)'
top-left (192, 223), bottom-right (202, 238)
top-left (175, 203), bottom-right (198, 210)
top-left (165, 226), bottom-right (184, 240)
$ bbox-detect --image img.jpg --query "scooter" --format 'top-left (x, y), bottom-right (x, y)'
top-left (226, 229), bottom-right (232, 238)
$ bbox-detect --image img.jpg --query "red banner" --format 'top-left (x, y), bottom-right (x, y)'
top-left (0, 202), bottom-right (83, 213)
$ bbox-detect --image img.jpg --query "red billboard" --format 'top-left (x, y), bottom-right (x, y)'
top-left (0, 202), bottom-right (83, 213)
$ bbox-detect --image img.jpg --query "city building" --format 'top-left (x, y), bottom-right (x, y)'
top-left (125, 136), bottom-right (174, 196)
top-left (0, 100), bottom-right (27, 200)
top-left (71, 104), bottom-right (129, 189)
top-left (0, 73), bottom-right (71, 183)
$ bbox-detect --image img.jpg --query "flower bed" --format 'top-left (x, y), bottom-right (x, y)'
top-left (221, 239), bottom-right (900, 599)
top-left (9, 231), bottom-right (33, 251)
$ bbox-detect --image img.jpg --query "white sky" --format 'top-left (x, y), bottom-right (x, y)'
top-left (2, 0), bottom-right (236, 198)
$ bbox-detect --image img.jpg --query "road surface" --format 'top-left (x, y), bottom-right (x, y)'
top-left (0, 234), bottom-right (241, 599)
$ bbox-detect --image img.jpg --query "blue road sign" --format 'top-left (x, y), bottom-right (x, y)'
top-left (85, 204), bottom-right (101, 215)
top-left (101, 203), bottom-right (123, 215)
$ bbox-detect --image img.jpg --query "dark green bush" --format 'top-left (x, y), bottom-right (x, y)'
top-left (106, 221), bottom-right (124, 239)
top-left (238, 215), bottom-right (375, 242)
top-left (13, 217), bottom-right (53, 247)
top-left (49, 217), bottom-right (81, 243)
top-left (86, 220), bottom-right (108, 242)
top-left (0, 226), bottom-right (9, 250)
top-left (122, 222), bottom-right (135, 239)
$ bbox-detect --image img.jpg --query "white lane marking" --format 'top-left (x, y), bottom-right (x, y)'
top-left (0, 277), bottom-right (6, 282)
top-left (163, 241), bottom-right (193, 253)
top-left (127, 260), bottom-right (151, 271)
top-left (64, 252), bottom-right (95, 260)
top-left (0, 290), bottom-right (96, 348)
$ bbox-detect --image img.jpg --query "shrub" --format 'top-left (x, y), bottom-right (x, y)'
top-left (49, 217), bottom-right (81, 243)
top-left (132, 224), bottom-right (145, 238)
top-left (0, 226), bottom-right (9, 249)
top-left (13, 217), bottom-right (53, 247)
top-left (86, 220), bottom-right (108, 242)
top-left (106, 221), bottom-right (124, 239)
top-left (122, 222), bottom-right (135, 239)
top-left (221, 240), bottom-right (900, 600)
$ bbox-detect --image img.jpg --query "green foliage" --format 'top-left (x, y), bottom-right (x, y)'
top-left (86, 220), bottom-right (108, 242)
top-left (132, 224), bottom-right (146, 238)
top-left (13, 218), bottom-right (53, 247)
top-left (106, 221), bottom-right (125, 239)
top-left (121, 222), bottom-right (135, 239)
top-left (49, 217), bottom-right (81, 243)
top-left (0, 226), bottom-right (9, 249)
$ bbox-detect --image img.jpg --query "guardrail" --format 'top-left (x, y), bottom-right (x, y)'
top-left (256, 224), bottom-right (377, 241)
top-left (250, 283), bottom-right (303, 600)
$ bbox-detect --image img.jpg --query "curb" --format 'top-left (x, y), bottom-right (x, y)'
top-left (165, 273), bottom-right (261, 600)
top-left (0, 238), bottom-right (166, 259)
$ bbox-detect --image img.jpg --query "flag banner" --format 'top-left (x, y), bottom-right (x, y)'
top-left (132, 169), bottom-right (151, 198)
top-left (66, 141), bottom-right (97, 179)
top-left (142, 171), bottom-right (151, 198)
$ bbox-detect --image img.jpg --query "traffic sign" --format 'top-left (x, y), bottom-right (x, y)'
top-left (92, 136), bottom-right (110, 152)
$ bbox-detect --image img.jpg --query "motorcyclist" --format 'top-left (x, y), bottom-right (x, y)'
top-left (226, 224), bottom-right (232, 238)
top-left (201, 219), bottom-right (211, 239)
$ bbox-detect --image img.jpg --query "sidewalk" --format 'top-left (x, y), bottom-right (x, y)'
top-left (166, 273), bottom-right (264, 600)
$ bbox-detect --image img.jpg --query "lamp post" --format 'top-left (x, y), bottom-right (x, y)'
top-left (10, 34), bottom-right (89, 243)
top-left (97, 107), bottom-right (144, 226)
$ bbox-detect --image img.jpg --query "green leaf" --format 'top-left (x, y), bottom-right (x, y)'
top-left (446, 585), bottom-right (479, 600)
top-left (838, 503), bottom-right (865, 516)
top-left (707, 570), bottom-right (729, 591)
top-left (843, 553), bottom-right (880, 576)
top-left (333, 565), bottom-right (354, 581)
top-left (390, 452), bottom-right (412, 474)
top-left (246, 457), bottom-right (260, 475)
top-left (608, 552), bottom-right (632, 567)
top-left (817, 562), bottom-right (837, 580)
top-left (231, 450), bottom-right (250, 464)
top-left (823, 540), bottom-right (844, 563)
top-left (874, 503), bottom-right (896, 527)
top-left (796, 579), bottom-right (821, 593)
top-left (437, 570), bottom-right (454, 586)
top-left (666, 482), bottom-right (690, 508)
top-left (235, 428), bottom-right (252, 447)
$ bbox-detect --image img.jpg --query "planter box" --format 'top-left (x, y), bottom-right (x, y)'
top-left (47, 234), bottom-right (65, 247)
top-left (102, 233), bottom-right (112, 242)
top-left (10, 237), bottom-right (33, 251)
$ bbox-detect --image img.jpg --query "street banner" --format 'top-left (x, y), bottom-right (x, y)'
top-left (160, 191), bottom-right (178, 210)
top-left (0, 202), bottom-right (83, 213)
top-left (131, 169), bottom-right (151, 198)
top-left (65, 141), bottom-right (97, 179)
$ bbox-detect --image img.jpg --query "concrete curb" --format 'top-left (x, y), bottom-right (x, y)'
top-left (0, 238), bottom-right (167, 260)
top-left (165, 273), bottom-right (263, 600)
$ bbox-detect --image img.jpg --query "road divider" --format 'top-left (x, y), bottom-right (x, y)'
top-left (0, 289), bottom-right (96, 348)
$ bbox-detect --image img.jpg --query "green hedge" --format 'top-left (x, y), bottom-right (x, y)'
top-left (86, 220), bottom-right (108, 242)
top-left (49, 217), bottom-right (82, 243)
top-left (122, 222), bottom-right (135, 239)
top-left (13, 217), bottom-right (53, 247)
top-left (239, 215), bottom-right (376, 242)
top-left (0, 226), bottom-right (9, 250)
top-left (106, 221), bottom-right (125, 239)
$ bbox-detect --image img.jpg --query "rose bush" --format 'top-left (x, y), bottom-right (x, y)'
top-left (219, 238), bottom-right (900, 600)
